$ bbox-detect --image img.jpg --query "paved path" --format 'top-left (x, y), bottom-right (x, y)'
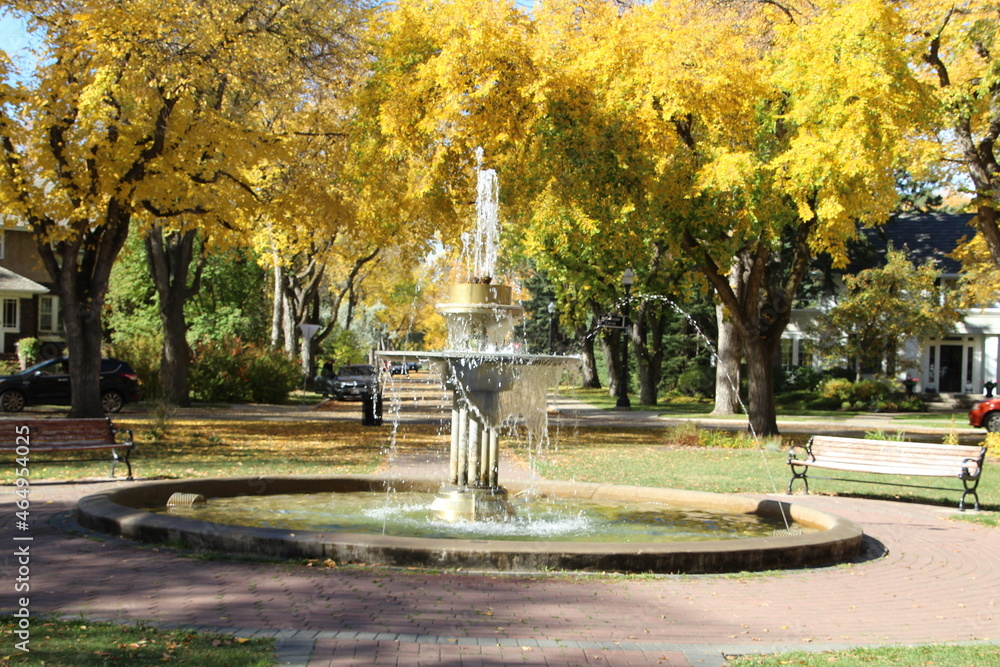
top-left (2, 466), bottom-right (998, 666)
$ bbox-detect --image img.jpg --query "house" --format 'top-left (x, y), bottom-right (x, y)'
top-left (783, 211), bottom-right (1000, 395)
top-left (0, 226), bottom-right (64, 360)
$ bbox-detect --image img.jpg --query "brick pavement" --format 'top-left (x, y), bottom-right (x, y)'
top-left (2, 470), bottom-right (998, 666)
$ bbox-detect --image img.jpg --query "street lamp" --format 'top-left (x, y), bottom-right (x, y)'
top-left (616, 268), bottom-right (635, 409)
top-left (547, 301), bottom-right (556, 354)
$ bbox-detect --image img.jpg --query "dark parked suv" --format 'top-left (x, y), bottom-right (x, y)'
top-left (331, 364), bottom-right (377, 401)
top-left (0, 356), bottom-right (141, 413)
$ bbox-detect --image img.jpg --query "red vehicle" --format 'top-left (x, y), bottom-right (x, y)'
top-left (968, 397), bottom-right (1000, 432)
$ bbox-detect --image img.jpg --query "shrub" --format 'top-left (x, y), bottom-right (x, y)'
top-left (816, 376), bottom-right (905, 411)
top-left (779, 365), bottom-right (825, 391)
top-left (106, 335), bottom-right (163, 400)
top-left (675, 364), bottom-right (714, 397)
top-left (190, 339), bottom-right (301, 403)
top-left (16, 337), bottom-right (41, 368)
top-left (818, 378), bottom-right (855, 402)
top-left (985, 432), bottom-right (1000, 457)
top-left (244, 347), bottom-right (302, 403)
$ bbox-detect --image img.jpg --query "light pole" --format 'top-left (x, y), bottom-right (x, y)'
top-left (616, 268), bottom-right (635, 409)
top-left (547, 301), bottom-right (556, 354)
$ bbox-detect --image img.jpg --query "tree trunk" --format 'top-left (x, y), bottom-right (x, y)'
top-left (600, 331), bottom-right (622, 399)
top-left (271, 262), bottom-right (285, 349)
top-left (632, 301), bottom-right (665, 405)
top-left (39, 209), bottom-right (132, 418)
top-left (282, 291), bottom-right (297, 357)
top-left (682, 230), bottom-right (813, 438)
top-left (713, 304), bottom-right (742, 415)
top-left (743, 335), bottom-right (779, 437)
top-left (61, 290), bottom-right (107, 418)
top-left (145, 226), bottom-right (202, 407)
top-left (577, 325), bottom-right (601, 388)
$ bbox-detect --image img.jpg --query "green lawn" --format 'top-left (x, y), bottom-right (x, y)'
top-left (0, 617), bottom-right (272, 666)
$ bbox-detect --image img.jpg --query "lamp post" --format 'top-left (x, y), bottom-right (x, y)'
top-left (547, 301), bottom-right (556, 354)
top-left (616, 268), bottom-right (635, 409)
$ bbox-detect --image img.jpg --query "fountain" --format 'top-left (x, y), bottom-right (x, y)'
top-left (75, 152), bottom-right (865, 574)
top-left (378, 149), bottom-right (579, 522)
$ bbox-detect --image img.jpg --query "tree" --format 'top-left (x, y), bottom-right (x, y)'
top-left (911, 2), bottom-right (1000, 266)
top-left (0, 0), bottom-right (371, 414)
top-left (348, 0), bottom-right (926, 434)
top-left (810, 246), bottom-right (960, 379)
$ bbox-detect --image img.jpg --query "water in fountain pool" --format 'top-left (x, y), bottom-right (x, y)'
top-left (160, 490), bottom-right (809, 542)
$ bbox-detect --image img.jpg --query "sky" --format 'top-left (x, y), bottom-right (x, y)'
top-left (0, 11), bottom-right (40, 76)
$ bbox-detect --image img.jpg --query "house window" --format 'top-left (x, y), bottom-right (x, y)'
top-left (780, 338), bottom-right (794, 369)
top-left (0, 230), bottom-right (5, 260)
top-left (2, 298), bottom-right (18, 329)
top-left (799, 339), bottom-right (814, 368)
top-left (38, 296), bottom-right (61, 333)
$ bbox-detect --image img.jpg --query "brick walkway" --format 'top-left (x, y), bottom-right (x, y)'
top-left (3, 467), bottom-right (998, 666)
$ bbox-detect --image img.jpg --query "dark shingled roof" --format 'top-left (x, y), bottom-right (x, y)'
top-left (853, 211), bottom-right (976, 275)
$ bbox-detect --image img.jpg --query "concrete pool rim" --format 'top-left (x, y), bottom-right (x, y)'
top-left (76, 475), bottom-right (865, 574)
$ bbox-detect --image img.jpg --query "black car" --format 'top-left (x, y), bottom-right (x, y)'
top-left (331, 364), bottom-right (377, 400)
top-left (0, 356), bottom-right (141, 413)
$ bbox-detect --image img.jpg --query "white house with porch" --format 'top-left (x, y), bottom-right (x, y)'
top-left (783, 211), bottom-right (1000, 397)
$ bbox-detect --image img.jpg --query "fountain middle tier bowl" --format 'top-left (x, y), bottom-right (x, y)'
top-left (378, 350), bottom-right (579, 394)
top-left (77, 476), bottom-right (864, 574)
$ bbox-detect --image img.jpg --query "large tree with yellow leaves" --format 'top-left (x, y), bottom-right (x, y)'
top-left (367, 0), bottom-right (925, 435)
top-left (0, 0), bottom-right (372, 414)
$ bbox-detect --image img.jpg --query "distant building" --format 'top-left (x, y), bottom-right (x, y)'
top-left (783, 211), bottom-right (1000, 395)
top-left (0, 227), bottom-right (63, 359)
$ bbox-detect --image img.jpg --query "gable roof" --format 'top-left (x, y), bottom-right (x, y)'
top-left (0, 266), bottom-right (49, 295)
top-left (854, 211), bottom-right (976, 275)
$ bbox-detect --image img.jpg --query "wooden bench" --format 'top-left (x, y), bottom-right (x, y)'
top-left (2, 418), bottom-right (135, 479)
top-left (787, 435), bottom-right (986, 511)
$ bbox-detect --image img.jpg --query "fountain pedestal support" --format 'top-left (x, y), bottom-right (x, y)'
top-left (379, 283), bottom-right (579, 522)
top-left (431, 393), bottom-right (513, 521)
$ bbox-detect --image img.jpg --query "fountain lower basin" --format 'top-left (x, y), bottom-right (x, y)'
top-left (77, 476), bottom-right (863, 574)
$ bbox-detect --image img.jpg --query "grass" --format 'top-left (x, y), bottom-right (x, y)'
top-left (567, 386), bottom-right (982, 431)
top-left (532, 425), bottom-right (998, 509)
top-left (729, 644), bottom-right (1000, 666)
top-left (0, 417), bottom-right (420, 484)
top-left (0, 617), bottom-right (272, 666)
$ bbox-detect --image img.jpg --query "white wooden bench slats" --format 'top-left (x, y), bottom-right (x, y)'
top-left (2, 418), bottom-right (135, 479)
top-left (788, 435), bottom-right (986, 511)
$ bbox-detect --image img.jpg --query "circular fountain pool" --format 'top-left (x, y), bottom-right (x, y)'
top-left (77, 476), bottom-right (863, 574)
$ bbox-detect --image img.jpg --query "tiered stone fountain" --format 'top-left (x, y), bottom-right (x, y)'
top-left (379, 152), bottom-right (578, 521)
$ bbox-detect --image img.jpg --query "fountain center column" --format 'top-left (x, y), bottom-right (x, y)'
top-left (428, 282), bottom-right (521, 521)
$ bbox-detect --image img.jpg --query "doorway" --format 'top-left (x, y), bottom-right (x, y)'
top-left (938, 344), bottom-right (964, 393)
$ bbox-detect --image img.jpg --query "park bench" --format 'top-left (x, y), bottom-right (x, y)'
top-left (2, 418), bottom-right (135, 479)
top-left (787, 435), bottom-right (986, 511)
